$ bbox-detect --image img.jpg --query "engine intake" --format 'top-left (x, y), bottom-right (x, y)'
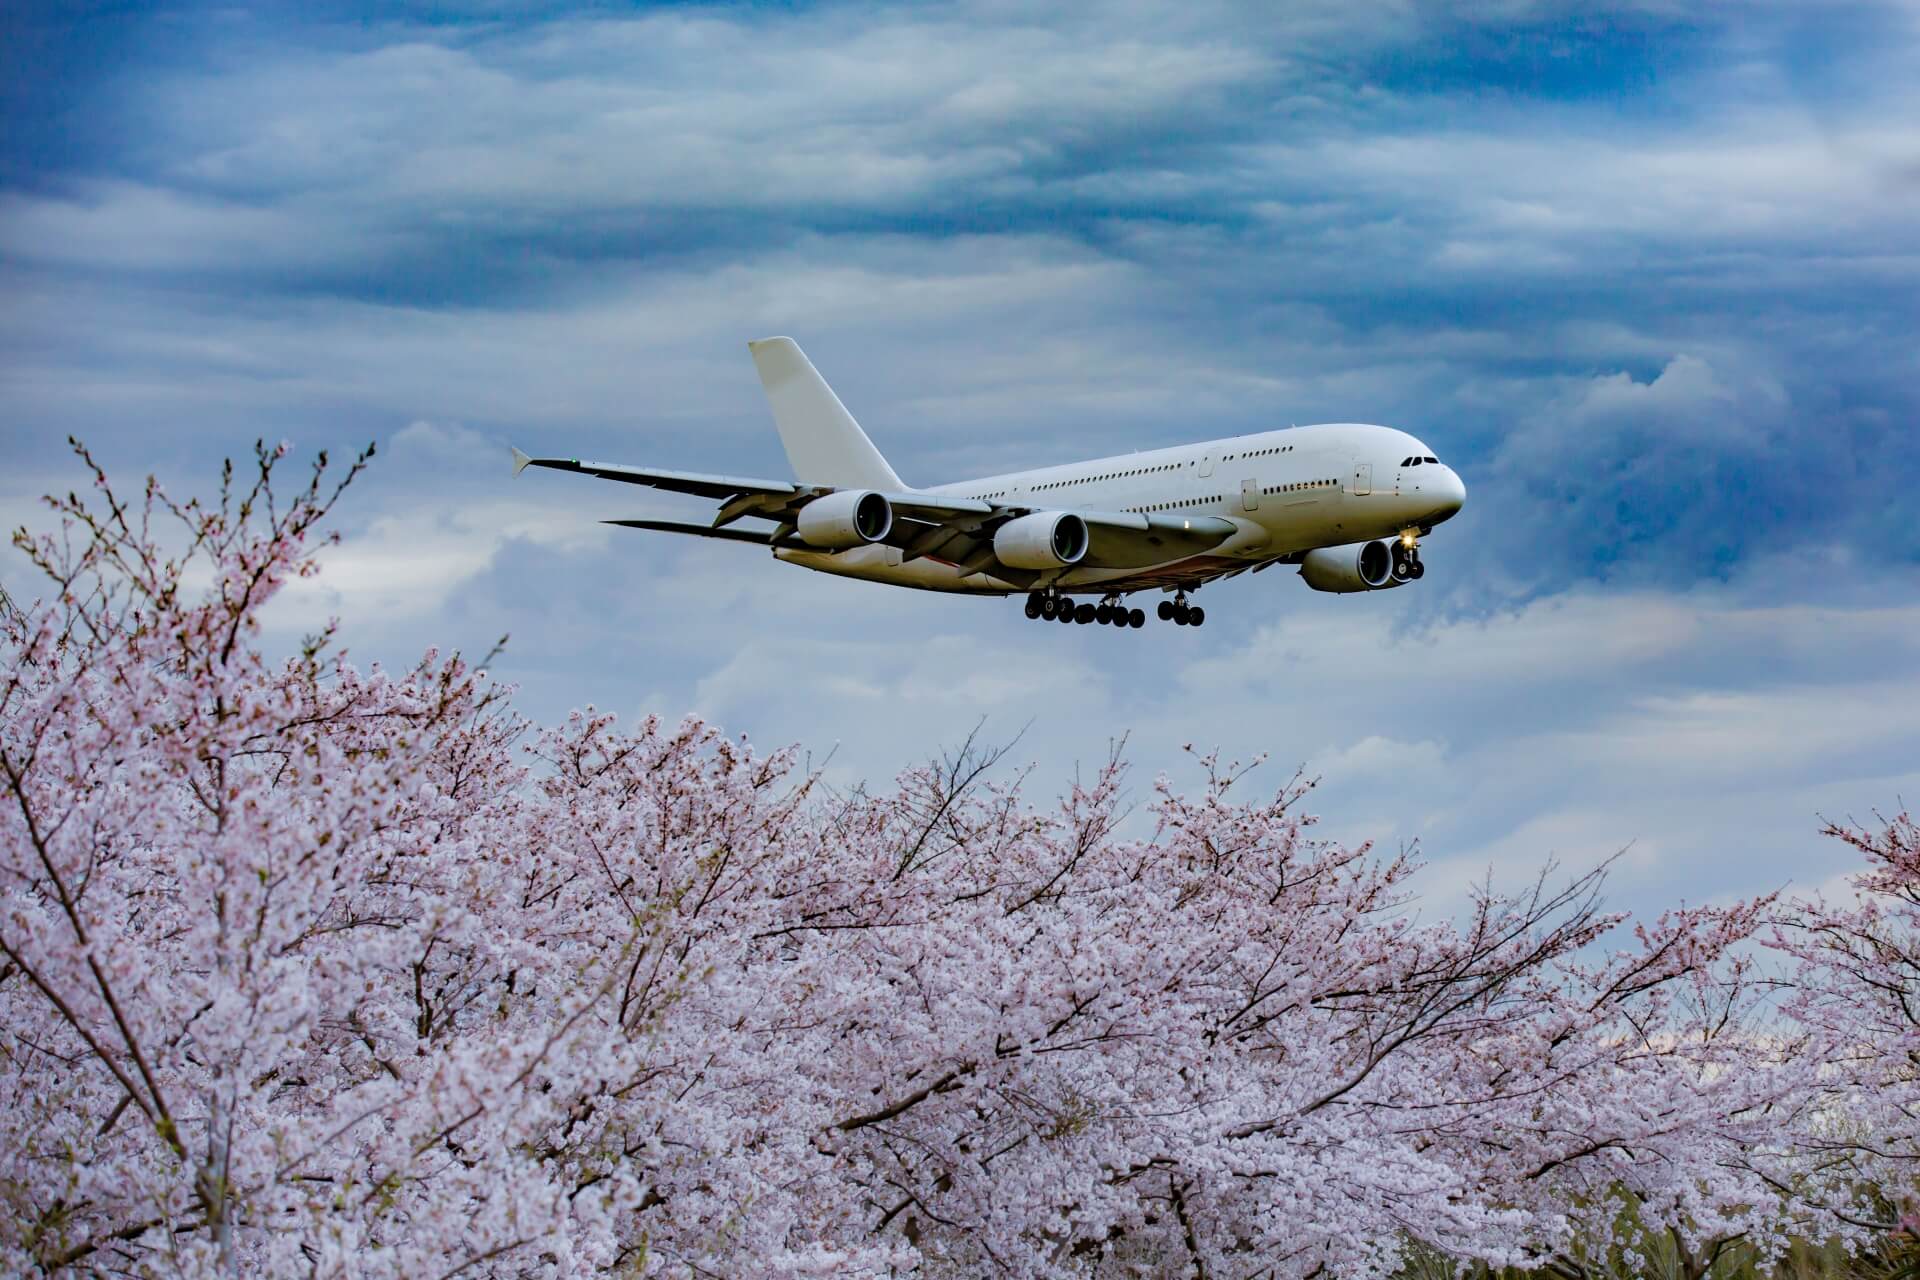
top-left (795, 490), bottom-right (893, 549)
top-left (1299, 539), bottom-right (1402, 593)
top-left (994, 512), bottom-right (1090, 570)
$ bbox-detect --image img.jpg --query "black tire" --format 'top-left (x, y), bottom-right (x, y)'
top-left (1057, 604), bottom-right (1075, 624)
top-left (1392, 558), bottom-right (1413, 581)
top-left (1039, 596), bottom-right (1056, 619)
top-left (1157, 600), bottom-right (1174, 621)
top-left (1410, 560), bottom-right (1426, 579)
top-left (1189, 607), bottom-right (1205, 627)
top-left (1129, 608), bottom-right (1146, 628)
top-left (1173, 604), bottom-right (1191, 626)
top-left (1025, 596), bottom-right (1043, 619)
top-left (1074, 603), bottom-right (1096, 624)
top-left (1095, 604), bottom-right (1113, 625)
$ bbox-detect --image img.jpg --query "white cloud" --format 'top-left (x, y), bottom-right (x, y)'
top-left (1283, 111), bottom-right (1920, 247)
top-left (0, 180), bottom-right (379, 275)
top-left (270, 498), bottom-right (613, 626)
top-left (7, 0), bottom-right (1919, 937)
top-left (137, 12), bottom-right (1271, 224)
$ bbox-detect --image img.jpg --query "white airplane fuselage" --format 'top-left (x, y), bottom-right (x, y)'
top-left (778, 422), bottom-right (1465, 595)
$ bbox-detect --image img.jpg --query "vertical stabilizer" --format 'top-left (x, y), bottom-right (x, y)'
top-left (748, 337), bottom-right (905, 490)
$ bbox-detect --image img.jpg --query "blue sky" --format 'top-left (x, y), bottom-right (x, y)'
top-left (4, 0), bottom-right (1917, 915)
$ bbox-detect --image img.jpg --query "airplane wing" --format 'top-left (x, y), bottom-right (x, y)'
top-left (516, 448), bottom-right (1244, 580)
top-left (1080, 512), bottom-right (1239, 568)
top-left (513, 450), bottom-right (992, 526)
top-left (514, 450), bottom-right (800, 502)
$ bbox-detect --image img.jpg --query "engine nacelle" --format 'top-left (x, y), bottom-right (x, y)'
top-left (1299, 539), bottom-right (1403, 593)
top-left (994, 511), bottom-right (1090, 570)
top-left (795, 490), bottom-right (893, 549)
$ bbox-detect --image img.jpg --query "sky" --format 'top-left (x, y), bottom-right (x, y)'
top-left (3, 0), bottom-right (1918, 918)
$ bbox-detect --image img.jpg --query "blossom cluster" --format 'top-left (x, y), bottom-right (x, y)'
top-left (1, 446), bottom-right (1911, 1276)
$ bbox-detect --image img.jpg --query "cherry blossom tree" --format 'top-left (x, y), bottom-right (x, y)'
top-left (0, 440), bottom-right (673, 1274)
top-left (0, 442), bottom-right (1884, 1276)
top-left (1772, 811), bottom-right (1920, 1242)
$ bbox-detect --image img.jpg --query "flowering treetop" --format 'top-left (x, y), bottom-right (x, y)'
top-left (0, 443), bottom-right (1907, 1277)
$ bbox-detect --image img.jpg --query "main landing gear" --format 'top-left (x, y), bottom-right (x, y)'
top-left (1156, 592), bottom-right (1205, 627)
top-left (1023, 591), bottom-right (1203, 629)
top-left (1024, 592), bottom-right (1145, 629)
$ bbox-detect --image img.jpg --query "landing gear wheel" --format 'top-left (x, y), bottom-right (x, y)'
top-left (1410, 560), bottom-right (1425, 580)
top-left (1074, 603), bottom-right (1096, 624)
top-left (1056, 603), bottom-right (1075, 624)
top-left (1173, 604), bottom-right (1192, 626)
top-left (1129, 608), bottom-right (1146, 628)
top-left (1391, 543), bottom-right (1414, 580)
top-left (1095, 604), bottom-right (1113, 625)
top-left (1157, 600), bottom-right (1174, 621)
top-left (1025, 594), bottom-right (1043, 619)
top-left (1039, 595), bottom-right (1057, 619)
top-left (1188, 607), bottom-right (1205, 627)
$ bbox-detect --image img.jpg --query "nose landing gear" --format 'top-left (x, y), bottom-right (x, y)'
top-left (1392, 534), bottom-right (1427, 581)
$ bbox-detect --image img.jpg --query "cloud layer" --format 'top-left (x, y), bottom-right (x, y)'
top-left (5, 0), bottom-right (1916, 915)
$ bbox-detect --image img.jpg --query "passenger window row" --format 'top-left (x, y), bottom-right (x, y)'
top-left (1002, 460), bottom-right (1334, 504)
top-left (1032, 445), bottom-right (1314, 492)
top-left (1260, 478), bottom-right (1336, 495)
top-left (1036, 461), bottom-right (1184, 492)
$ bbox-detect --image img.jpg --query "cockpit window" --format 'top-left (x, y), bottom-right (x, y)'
top-left (1423, 456), bottom-right (1438, 464)
top-left (1400, 456), bottom-right (1414, 466)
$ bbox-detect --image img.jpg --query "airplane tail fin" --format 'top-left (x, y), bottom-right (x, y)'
top-left (748, 337), bottom-right (905, 490)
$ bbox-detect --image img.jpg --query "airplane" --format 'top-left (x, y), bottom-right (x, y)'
top-left (512, 337), bottom-right (1465, 630)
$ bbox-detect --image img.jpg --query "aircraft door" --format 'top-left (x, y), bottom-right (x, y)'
top-left (1199, 453), bottom-right (1215, 478)
top-left (1351, 460), bottom-right (1372, 496)
top-left (1241, 477), bottom-right (1260, 511)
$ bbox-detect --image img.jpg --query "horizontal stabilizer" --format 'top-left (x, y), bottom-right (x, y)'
top-left (604, 518), bottom-right (799, 548)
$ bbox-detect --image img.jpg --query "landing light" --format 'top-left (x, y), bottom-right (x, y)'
top-left (1400, 531), bottom-right (1416, 548)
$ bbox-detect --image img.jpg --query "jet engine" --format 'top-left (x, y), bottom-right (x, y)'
top-left (795, 490), bottom-right (893, 549)
top-left (1299, 539), bottom-right (1403, 593)
top-left (994, 511), bottom-right (1090, 569)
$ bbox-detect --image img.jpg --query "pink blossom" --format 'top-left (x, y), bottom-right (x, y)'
top-left (0, 443), bottom-right (1897, 1275)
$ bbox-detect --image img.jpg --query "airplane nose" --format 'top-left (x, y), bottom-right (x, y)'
top-left (1431, 467), bottom-right (1465, 522)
